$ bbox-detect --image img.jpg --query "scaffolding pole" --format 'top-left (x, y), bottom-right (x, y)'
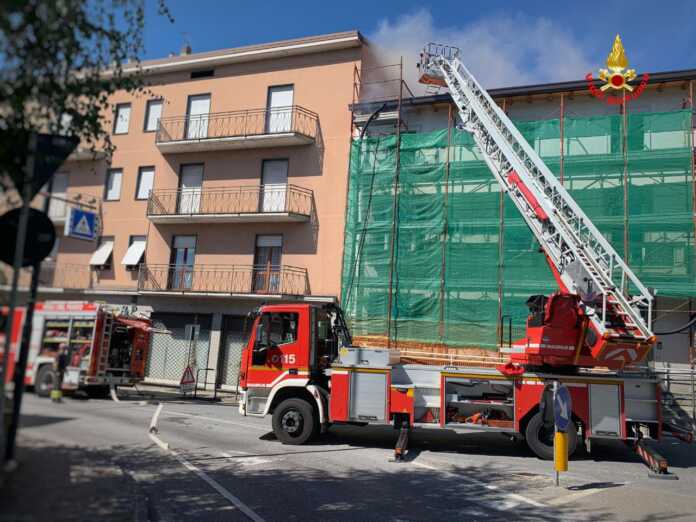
top-left (439, 103), bottom-right (453, 344)
top-left (559, 93), bottom-right (565, 185)
top-left (386, 57), bottom-right (404, 349)
top-left (622, 91), bottom-right (631, 278)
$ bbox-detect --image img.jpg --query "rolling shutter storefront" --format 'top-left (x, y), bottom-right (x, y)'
top-left (146, 313), bottom-right (212, 384)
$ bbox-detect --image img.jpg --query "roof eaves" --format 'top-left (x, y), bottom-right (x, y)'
top-left (127, 30), bottom-right (362, 75)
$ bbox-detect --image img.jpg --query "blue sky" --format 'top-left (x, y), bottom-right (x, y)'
top-left (142, 1), bottom-right (696, 88)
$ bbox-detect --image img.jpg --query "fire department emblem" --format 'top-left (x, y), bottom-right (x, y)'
top-left (586, 34), bottom-right (649, 105)
top-left (598, 34), bottom-right (636, 91)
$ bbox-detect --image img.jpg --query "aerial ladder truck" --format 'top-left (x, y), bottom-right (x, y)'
top-left (236, 45), bottom-right (685, 472)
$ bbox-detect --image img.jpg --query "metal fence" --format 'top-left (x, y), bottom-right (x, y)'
top-left (138, 264), bottom-right (310, 296)
top-left (0, 262), bottom-right (93, 290)
top-left (654, 365), bottom-right (696, 431)
top-left (156, 106), bottom-right (319, 143)
top-left (146, 313), bottom-right (211, 383)
top-left (147, 184), bottom-right (313, 217)
top-left (220, 316), bottom-right (246, 389)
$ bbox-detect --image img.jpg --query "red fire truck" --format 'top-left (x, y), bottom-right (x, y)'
top-left (1, 301), bottom-right (151, 396)
top-left (238, 303), bottom-right (666, 463)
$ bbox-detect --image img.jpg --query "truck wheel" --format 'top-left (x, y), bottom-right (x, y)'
top-left (272, 398), bottom-right (317, 445)
top-left (525, 411), bottom-right (577, 460)
top-left (35, 365), bottom-right (55, 398)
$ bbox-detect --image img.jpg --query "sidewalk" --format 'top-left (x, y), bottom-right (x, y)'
top-left (117, 383), bottom-right (238, 405)
top-left (1, 436), bottom-right (149, 522)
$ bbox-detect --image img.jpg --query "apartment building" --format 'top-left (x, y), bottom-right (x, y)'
top-left (3, 31), bottom-right (366, 388)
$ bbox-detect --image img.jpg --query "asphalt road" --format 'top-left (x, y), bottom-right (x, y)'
top-left (4, 391), bottom-right (696, 521)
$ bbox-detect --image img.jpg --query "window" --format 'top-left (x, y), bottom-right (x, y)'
top-left (258, 312), bottom-right (298, 346)
top-left (136, 166), bottom-right (154, 200)
top-left (186, 94), bottom-right (211, 139)
top-left (266, 85), bottom-right (294, 133)
top-left (253, 235), bottom-right (282, 293)
top-left (89, 237), bottom-right (114, 269)
top-left (104, 168), bottom-right (122, 201)
top-left (113, 103), bottom-right (131, 134)
top-left (169, 235), bottom-right (196, 289)
top-left (190, 69), bottom-right (214, 79)
top-left (144, 99), bottom-right (163, 132)
top-left (48, 172), bottom-right (69, 220)
top-left (122, 235), bottom-right (146, 269)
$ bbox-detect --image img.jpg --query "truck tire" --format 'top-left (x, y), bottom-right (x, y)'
top-left (35, 365), bottom-right (55, 398)
top-left (272, 398), bottom-right (317, 445)
top-left (525, 411), bottom-right (577, 460)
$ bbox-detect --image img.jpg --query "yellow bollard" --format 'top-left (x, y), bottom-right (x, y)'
top-left (554, 431), bottom-right (568, 472)
top-left (50, 389), bottom-right (63, 402)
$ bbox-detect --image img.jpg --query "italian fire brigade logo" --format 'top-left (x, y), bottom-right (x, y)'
top-left (586, 34), bottom-right (649, 105)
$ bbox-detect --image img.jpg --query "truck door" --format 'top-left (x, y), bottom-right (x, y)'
top-left (253, 311), bottom-right (302, 374)
top-left (129, 323), bottom-right (150, 378)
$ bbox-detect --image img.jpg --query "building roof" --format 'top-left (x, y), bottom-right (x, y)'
top-left (353, 67), bottom-right (696, 113)
top-left (126, 30), bottom-right (363, 75)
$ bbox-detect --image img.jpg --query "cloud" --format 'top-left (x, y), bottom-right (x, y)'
top-left (367, 9), bottom-right (594, 96)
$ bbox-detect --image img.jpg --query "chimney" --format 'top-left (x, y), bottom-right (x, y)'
top-left (180, 42), bottom-right (192, 56)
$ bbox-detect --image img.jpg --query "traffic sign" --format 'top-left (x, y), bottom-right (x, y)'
top-left (64, 207), bottom-right (97, 241)
top-left (180, 365), bottom-right (196, 394)
top-left (0, 131), bottom-right (79, 201)
top-left (0, 208), bottom-right (56, 267)
top-left (553, 384), bottom-right (572, 432)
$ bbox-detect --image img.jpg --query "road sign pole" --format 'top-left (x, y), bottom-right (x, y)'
top-left (5, 261), bottom-right (41, 462)
top-left (0, 133), bottom-right (36, 466)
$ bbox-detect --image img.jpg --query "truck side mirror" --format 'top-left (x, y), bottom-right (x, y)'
top-left (254, 322), bottom-right (264, 351)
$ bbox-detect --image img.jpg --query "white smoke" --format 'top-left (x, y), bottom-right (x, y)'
top-left (368, 9), bottom-right (594, 95)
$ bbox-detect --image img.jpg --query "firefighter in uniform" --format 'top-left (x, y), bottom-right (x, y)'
top-left (51, 344), bottom-right (68, 402)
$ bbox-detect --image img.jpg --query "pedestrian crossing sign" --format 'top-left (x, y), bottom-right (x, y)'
top-left (64, 207), bottom-right (97, 240)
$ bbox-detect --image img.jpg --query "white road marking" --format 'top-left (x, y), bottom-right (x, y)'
top-left (171, 450), bottom-right (266, 522)
top-left (146, 405), bottom-right (266, 522)
top-left (411, 460), bottom-right (546, 509)
top-left (148, 432), bottom-right (169, 451)
top-left (547, 485), bottom-right (620, 506)
top-left (221, 451), bottom-right (273, 467)
top-left (160, 410), bottom-right (269, 432)
top-left (149, 403), bottom-right (164, 434)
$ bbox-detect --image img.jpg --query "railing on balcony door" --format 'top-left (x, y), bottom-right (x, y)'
top-left (147, 184), bottom-right (313, 217)
top-left (138, 264), bottom-right (310, 296)
top-left (156, 106), bottom-right (319, 144)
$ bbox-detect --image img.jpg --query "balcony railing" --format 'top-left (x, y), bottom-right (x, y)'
top-left (156, 106), bottom-right (318, 152)
top-left (147, 184), bottom-right (313, 223)
top-left (0, 262), bottom-right (93, 290)
top-left (138, 264), bottom-right (310, 296)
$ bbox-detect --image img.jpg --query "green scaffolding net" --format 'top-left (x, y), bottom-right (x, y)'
top-left (341, 109), bottom-right (695, 350)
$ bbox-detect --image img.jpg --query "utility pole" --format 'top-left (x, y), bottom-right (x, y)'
top-left (0, 133), bottom-right (36, 467)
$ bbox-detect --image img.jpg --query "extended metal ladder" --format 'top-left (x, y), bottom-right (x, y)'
top-left (420, 43), bottom-right (653, 344)
top-left (97, 312), bottom-right (114, 375)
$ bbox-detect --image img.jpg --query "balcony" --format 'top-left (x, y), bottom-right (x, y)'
top-left (137, 264), bottom-right (310, 297)
top-left (147, 184), bottom-right (313, 224)
top-left (155, 106), bottom-right (318, 153)
top-left (0, 262), bottom-right (93, 291)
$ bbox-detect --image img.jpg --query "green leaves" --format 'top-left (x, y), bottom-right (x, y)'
top-left (0, 0), bottom-right (172, 185)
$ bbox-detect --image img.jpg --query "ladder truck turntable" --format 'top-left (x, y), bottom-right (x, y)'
top-left (238, 45), bottom-right (683, 470)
